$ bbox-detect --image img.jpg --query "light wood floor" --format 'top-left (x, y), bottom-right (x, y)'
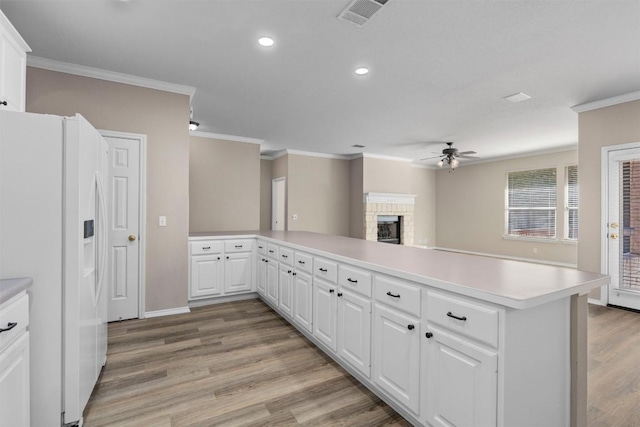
top-left (84, 299), bottom-right (411, 426)
top-left (587, 304), bottom-right (640, 427)
top-left (84, 299), bottom-right (640, 427)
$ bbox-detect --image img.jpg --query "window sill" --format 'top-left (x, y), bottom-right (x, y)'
top-left (502, 235), bottom-right (558, 244)
top-left (561, 239), bottom-right (578, 245)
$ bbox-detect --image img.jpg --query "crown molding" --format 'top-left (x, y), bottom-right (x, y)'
top-left (0, 10), bottom-right (31, 52)
top-left (286, 149), bottom-right (351, 160)
top-left (571, 91), bottom-right (640, 113)
top-left (189, 130), bottom-right (263, 145)
top-left (351, 152), bottom-right (414, 163)
top-left (27, 56), bottom-right (196, 101)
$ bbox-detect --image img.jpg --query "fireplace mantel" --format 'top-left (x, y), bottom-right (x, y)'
top-left (363, 192), bottom-right (416, 205)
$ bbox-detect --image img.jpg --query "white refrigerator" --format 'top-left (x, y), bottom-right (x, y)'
top-left (0, 110), bottom-right (109, 426)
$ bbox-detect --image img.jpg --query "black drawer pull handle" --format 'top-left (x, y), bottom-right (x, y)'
top-left (288, 270), bottom-right (292, 274)
top-left (319, 268), bottom-right (328, 272)
top-left (337, 292), bottom-right (343, 297)
top-left (265, 260), bottom-right (269, 263)
top-left (235, 245), bottom-right (243, 248)
top-left (407, 324), bottom-right (415, 330)
top-left (217, 257), bottom-right (220, 260)
top-left (293, 272), bottom-right (297, 276)
top-left (386, 291), bottom-right (400, 298)
top-left (258, 246), bottom-right (263, 249)
top-left (0, 101), bottom-right (7, 106)
top-left (203, 246), bottom-right (211, 250)
top-left (425, 332), bottom-right (433, 339)
top-left (347, 278), bottom-right (358, 283)
top-left (0, 322), bottom-right (17, 333)
top-left (226, 256), bottom-right (230, 259)
top-left (269, 250), bottom-right (274, 253)
top-left (282, 254), bottom-right (288, 258)
top-left (447, 311), bottom-right (467, 321)
top-left (329, 289), bottom-right (335, 293)
top-left (298, 260), bottom-right (305, 264)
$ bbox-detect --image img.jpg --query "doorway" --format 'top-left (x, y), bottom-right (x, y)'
top-left (604, 144), bottom-right (640, 310)
top-left (101, 130), bottom-right (147, 321)
top-left (272, 177), bottom-right (286, 231)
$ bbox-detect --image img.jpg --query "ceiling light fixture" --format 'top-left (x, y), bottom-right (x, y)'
top-left (189, 120), bottom-right (199, 131)
top-left (355, 67), bottom-right (369, 75)
top-left (258, 37), bottom-right (274, 47)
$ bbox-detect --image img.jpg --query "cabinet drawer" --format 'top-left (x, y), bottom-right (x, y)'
top-left (374, 275), bottom-right (421, 317)
top-left (294, 251), bottom-right (313, 274)
top-left (190, 240), bottom-right (223, 255)
top-left (426, 291), bottom-right (499, 348)
top-left (338, 265), bottom-right (372, 298)
top-left (279, 247), bottom-right (294, 266)
top-left (256, 240), bottom-right (267, 255)
top-left (267, 243), bottom-right (279, 259)
top-left (0, 292), bottom-right (29, 353)
top-left (224, 239), bottom-right (253, 253)
top-left (314, 257), bottom-right (338, 283)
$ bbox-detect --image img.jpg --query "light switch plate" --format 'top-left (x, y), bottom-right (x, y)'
top-left (159, 216), bottom-right (167, 227)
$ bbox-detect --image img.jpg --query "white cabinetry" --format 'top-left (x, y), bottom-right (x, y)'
top-left (188, 239), bottom-right (254, 300)
top-left (313, 258), bottom-right (338, 352)
top-left (0, 11), bottom-right (30, 112)
top-left (0, 292), bottom-right (30, 427)
top-left (337, 264), bottom-right (372, 378)
top-left (278, 264), bottom-right (294, 318)
top-left (293, 251), bottom-right (313, 333)
top-left (373, 275), bottom-right (421, 415)
top-left (266, 244), bottom-right (279, 306)
top-left (422, 290), bottom-right (499, 427)
top-left (256, 241), bottom-right (267, 297)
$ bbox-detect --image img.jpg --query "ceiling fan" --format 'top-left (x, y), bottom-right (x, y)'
top-left (420, 142), bottom-right (479, 170)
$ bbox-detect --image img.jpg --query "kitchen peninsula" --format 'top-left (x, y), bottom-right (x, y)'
top-left (189, 231), bottom-right (609, 427)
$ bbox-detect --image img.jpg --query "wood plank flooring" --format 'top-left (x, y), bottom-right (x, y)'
top-left (84, 299), bottom-right (640, 427)
top-left (587, 304), bottom-right (640, 427)
top-left (84, 299), bottom-right (411, 426)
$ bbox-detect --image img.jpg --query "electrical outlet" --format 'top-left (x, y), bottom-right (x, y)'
top-left (159, 216), bottom-right (167, 227)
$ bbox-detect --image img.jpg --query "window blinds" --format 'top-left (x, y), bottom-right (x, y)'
top-left (566, 165), bottom-right (578, 240)
top-left (507, 168), bottom-right (557, 238)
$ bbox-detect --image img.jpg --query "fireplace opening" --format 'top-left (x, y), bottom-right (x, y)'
top-left (377, 215), bottom-right (402, 245)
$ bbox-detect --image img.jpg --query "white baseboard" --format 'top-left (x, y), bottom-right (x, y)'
top-left (144, 306), bottom-right (191, 318)
top-left (188, 292), bottom-right (259, 307)
top-left (432, 246), bottom-right (577, 268)
top-left (588, 298), bottom-right (606, 306)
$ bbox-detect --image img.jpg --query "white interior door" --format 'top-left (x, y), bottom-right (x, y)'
top-left (272, 177), bottom-right (286, 230)
top-left (606, 147), bottom-right (640, 310)
top-left (103, 132), bottom-right (145, 321)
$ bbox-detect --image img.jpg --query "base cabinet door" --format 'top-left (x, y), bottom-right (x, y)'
top-left (423, 326), bottom-right (497, 427)
top-left (266, 260), bottom-right (279, 306)
top-left (313, 277), bottom-right (337, 352)
top-left (293, 270), bottom-right (313, 333)
top-left (279, 265), bottom-right (294, 318)
top-left (0, 332), bottom-right (30, 427)
top-left (257, 257), bottom-right (267, 296)
top-left (373, 303), bottom-right (420, 415)
top-left (338, 289), bottom-right (371, 377)
top-left (190, 255), bottom-right (223, 298)
top-left (224, 252), bottom-right (252, 294)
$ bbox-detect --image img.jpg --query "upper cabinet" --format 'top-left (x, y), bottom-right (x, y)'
top-left (0, 10), bottom-right (31, 112)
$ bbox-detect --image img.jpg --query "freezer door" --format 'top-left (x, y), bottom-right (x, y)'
top-left (63, 114), bottom-right (109, 424)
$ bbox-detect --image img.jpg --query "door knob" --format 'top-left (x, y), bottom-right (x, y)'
top-left (129, 234), bottom-right (136, 241)
top-left (610, 233), bottom-right (619, 240)
top-left (610, 223), bottom-right (619, 229)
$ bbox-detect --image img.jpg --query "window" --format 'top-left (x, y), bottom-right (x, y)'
top-left (506, 168), bottom-right (557, 239)
top-left (565, 165), bottom-right (578, 240)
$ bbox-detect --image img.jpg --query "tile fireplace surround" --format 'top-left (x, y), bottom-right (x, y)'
top-left (364, 193), bottom-right (415, 246)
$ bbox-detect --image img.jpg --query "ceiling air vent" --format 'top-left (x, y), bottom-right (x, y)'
top-left (338, 0), bottom-right (390, 27)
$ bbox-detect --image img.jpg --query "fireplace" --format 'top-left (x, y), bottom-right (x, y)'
top-left (377, 215), bottom-right (401, 244)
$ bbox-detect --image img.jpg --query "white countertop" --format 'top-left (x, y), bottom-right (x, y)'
top-left (0, 277), bottom-right (32, 305)
top-left (190, 231), bottom-right (609, 309)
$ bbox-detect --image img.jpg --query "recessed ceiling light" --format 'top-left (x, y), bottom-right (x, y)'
top-left (258, 37), bottom-right (274, 47)
top-left (503, 92), bottom-right (532, 103)
top-left (355, 67), bottom-right (369, 75)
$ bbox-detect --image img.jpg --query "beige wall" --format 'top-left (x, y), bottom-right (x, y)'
top-left (287, 154), bottom-right (351, 237)
top-left (435, 149), bottom-right (578, 265)
top-left (271, 154), bottom-right (288, 230)
top-left (260, 159), bottom-right (272, 230)
top-left (362, 157), bottom-right (412, 193)
top-left (189, 135), bottom-right (260, 232)
top-left (26, 67), bottom-right (190, 312)
top-left (411, 166), bottom-right (437, 247)
top-left (349, 157), bottom-right (364, 238)
top-left (578, 100), bottom-right (640, 299)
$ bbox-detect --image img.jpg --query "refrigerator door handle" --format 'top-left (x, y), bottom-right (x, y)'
top-left (95, 171), bottom-right (108, 298)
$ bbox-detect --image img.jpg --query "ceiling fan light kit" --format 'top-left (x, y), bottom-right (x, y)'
top-left (426, 142), bottom-right (478, 171)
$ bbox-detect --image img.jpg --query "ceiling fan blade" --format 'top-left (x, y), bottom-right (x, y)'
top-left (419, 155), bottom-right (443, 160)
top-left (457, 150), bottom-right (477, 155)
top-left (457, 155), bottom-right (480, 159)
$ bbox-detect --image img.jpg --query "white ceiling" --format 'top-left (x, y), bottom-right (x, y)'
top-left (2, 0), bottom-right (639, 164)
